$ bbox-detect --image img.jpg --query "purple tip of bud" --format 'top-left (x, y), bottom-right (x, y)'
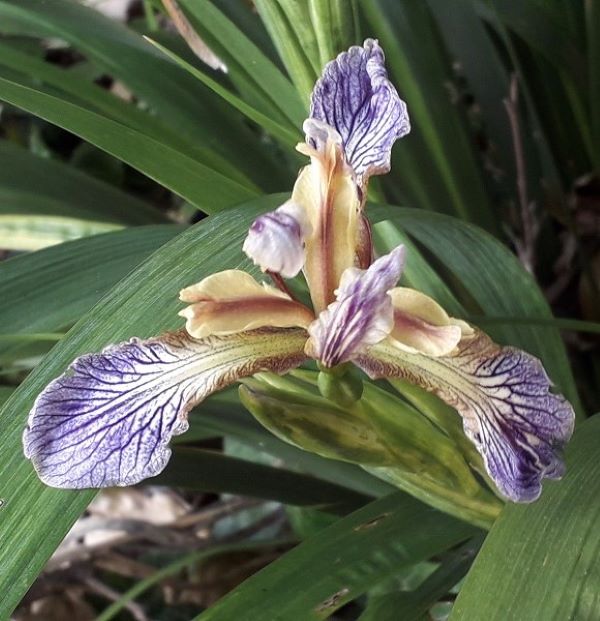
top-left (308, 246), bottom-right (406, 367)
top-left (243, 201), bottom-right (312, 279)
top-left (310, 38), bottom-right (410, 187)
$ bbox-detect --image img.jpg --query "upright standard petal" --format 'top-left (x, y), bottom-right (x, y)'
top-left (354, 331), bottom-right (575, 502)
top-left (23, 328), bottom-right (308, 489)
top-left (294, 123), bottom-right (362, 313)
top-left (310, 38), bottom-right (410, 187)
top-left (243, 201), bottom-right (312, 278)
top-left (307, 246), bottom-right (405, 367)
top-left (179, 270), bottom-right (314, 338)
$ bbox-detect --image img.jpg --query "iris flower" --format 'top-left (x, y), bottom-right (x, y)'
top-left (24, 40), bottom-right (574, 504)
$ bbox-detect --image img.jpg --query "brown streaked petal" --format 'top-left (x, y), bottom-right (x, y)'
top-left (179, 270), bottom-right (314, 338)
top-left (354, 330), bottom-right (575, 503)
top-left (293, 121), bottom-right (361, 313)
top-left (388, 288), bottom-right (466, 357)
top-left (23, 327), bottom-right (308, 489)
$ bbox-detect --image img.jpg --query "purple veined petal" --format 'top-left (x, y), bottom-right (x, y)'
top-left (243, 201), bottom-right (312, 278)
top-left (23, 328), bottom-right (308, 489)
top-left (310, 38), bottom-right (410, 187)
top-left (306, 246), bottom-right (406, 367)
top-left (354, 330), bottom-right (575, 502)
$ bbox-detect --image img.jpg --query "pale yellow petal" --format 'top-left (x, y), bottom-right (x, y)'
top-left (179, 269), bottom-right (288, 303)
top-left (179, 270), bottom-right (314, 338)
top-left (292, 142), bottom-right (360, 313)
top-left (388, 288), bottom-right (469, 357)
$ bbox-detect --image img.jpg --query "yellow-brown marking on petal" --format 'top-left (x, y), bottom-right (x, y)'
top-left (179, 270), bottom-right (313, 338)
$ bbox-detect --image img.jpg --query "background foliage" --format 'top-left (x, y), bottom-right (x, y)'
top-left (0, 0), bottom-right (598, 619)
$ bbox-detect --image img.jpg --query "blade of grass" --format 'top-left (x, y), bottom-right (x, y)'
top-left (451, 415), bottom-right (600, 620)
top-left (96, 539), bottom-right (295, 621)
top-left (0, 75), bottom-right (258, 212)
top-left (144, 37), bottom-right (300, 148)
top-left (192, 492), bottom-right (477, 620)
top-left (155, 447), bottom-right (372, 513)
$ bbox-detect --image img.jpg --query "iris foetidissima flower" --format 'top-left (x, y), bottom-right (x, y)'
top-left (23, 39), bottom-right (574, 508)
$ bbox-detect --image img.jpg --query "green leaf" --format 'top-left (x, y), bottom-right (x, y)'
top-left (155, 447), bottom-right (371, 514)
top-left (145, 37), bottom-right (300, 148)
top-left (308, 0), bottom-right (359, 66)
top-left (359, 538), bottom-right (480, 621)
top-left (425, 0), bottom-right (516, 191)
top-left (362, 0), bottom-right (497, 232)
top-left (254, 0), bottom-right (318, 103)
top-left (450, 415), bottom-right (600, 620)
top-left (0, 41), bottom-right (249, 184)
top-left (0, 225), bottom-right (183, 341)
top-left (0, 198), bottom-right (278, 619)
top-left (192, 492), bottom-right (477, 620)
top-left (0, 0), bottom-right (279, 185)
top-left (0, 140), bottom-right (165, 225)
top-left (0, 215), bottom-right (121, 251)
top-left (0, 74), bottom-right (258, 212)
top-left (176, 0), bottom-right (305, 128)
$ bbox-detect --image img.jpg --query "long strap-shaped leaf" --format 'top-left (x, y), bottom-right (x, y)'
top-left (451, 415), bottom-right (600, 620)
top-left (0, 200), bottom-right (271, 619)
top-left (0, 0), bottom-right (276, 180)
top-left (193, 492), bottom-right (476, 620)
top-left (0, 75), bottom-right (257, 212)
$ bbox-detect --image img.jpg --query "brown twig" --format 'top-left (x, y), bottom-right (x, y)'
top-left (504, 74), bottom-right (538, 273)
top-left (84, 576), bottom-right (149, 621)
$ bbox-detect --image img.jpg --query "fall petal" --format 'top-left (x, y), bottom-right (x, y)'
top-left (23, 328), bottom-right (307, 489)
top-left (354, 331), bottom-right (575, 502)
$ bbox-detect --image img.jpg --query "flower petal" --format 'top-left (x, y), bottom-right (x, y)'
top-left (310, 38), bottom-right (410, 187)
top-left (23, 327), bottom-right (308, 489)
top-left (388, 288), bottom-right (466, 356)
top-left (354, 331), bottom-right (575, 502)
top-left (293, 130), bottom-right (362, 312)
top-left (306, 246), bottom-right (405, 367)
top-left (179, 270), bottom-right (313, 338)
top-left (242, 201), bottom-right (312, 278)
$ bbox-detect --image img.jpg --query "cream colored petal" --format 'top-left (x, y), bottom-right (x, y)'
top-left (292, 137), bottom-right (361, 314)
top-left (388, 288), bottom-right (470, 357)
top-left (179, 269), bottom-right (288, 303)
top-left (179, 270), bottom-right (314, 338)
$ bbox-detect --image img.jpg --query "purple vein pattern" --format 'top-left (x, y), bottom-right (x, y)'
top-left (23, 328), bottom-right (307, 489)
top-left (309, 246), bottom-right (405, 367)
top-left (310, 38), bottom-right (410, 186)
top-left (355, 332), bottom-right (575, 502)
